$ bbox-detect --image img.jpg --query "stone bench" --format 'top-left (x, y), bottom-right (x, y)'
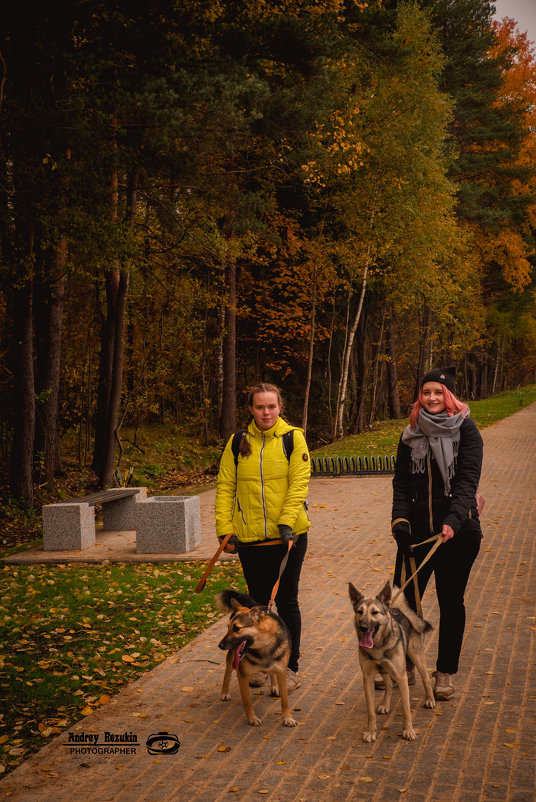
top-left (42, 488), bottom-right (201, 554)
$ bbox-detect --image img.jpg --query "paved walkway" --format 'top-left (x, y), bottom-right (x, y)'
top-left (2, 405), bottom-right (535, 802)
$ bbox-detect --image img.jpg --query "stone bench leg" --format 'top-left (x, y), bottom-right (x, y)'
top-left (135, 496), bottom-right (201, 554)
top-left (102, 487), bottom-right (148, 531)
top-left (43, 503), bottom-right (95, 551)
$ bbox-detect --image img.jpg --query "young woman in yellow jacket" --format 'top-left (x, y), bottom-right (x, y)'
top-left (215, 383), bottom-right (311, 691)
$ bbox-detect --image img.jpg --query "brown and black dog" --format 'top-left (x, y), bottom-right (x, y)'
top-left (217, 589), bottom-right (297, 727)
top-left (349, 580), bottom-right (435, 742)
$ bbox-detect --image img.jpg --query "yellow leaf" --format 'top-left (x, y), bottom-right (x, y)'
top-left (276, 760), bottom-right (287, 764)
top-left (505, 728), bottom-right (516, 734)
top-left (181, 686), bottom-right (194, 692)
top-left (359, 777), bottom-right (373, 783)
top-left (100, 695), bottom-right (111, 705)
top-left (81, 706), bottom-right (93, 716)
top-left (217, 745), bottom-right (231, 753)
top-left (0, 736), bottom-right (8, 744)
top-left (122, 655), bottom-right (135, 663)
top-left (503, 743), bottom-right (517, 748)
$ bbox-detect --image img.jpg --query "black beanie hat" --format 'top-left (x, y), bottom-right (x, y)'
top-left (420, 366), bottom-right (456, 394)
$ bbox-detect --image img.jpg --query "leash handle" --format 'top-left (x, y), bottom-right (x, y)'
top-left (391, 534), bottom-right (442, 609)
top-left (267, 539), bottom-right (293, 612)
top-left (195, 532), bottom-right (233, 593)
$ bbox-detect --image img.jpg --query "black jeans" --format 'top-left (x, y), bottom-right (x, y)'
top-left (394, 519), bottom-right (481, 674)
top-left (237, 533), bottom-right (308, 673)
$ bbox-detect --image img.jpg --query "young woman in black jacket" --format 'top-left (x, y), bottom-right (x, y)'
top-left (391, 367), bottom-right (483, 701)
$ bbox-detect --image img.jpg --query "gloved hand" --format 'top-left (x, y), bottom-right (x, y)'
top-left (278, 524), bottom-right (295, 545)
top-left (392, 520), bottom-right (412, 557)
top-left (219, 534), bottom-right (239, 553)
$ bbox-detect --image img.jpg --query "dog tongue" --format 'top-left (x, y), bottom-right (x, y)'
top-left (232, 641), bottom-right (245, 669)
top-left (360, 632), bottom-right (374, 649)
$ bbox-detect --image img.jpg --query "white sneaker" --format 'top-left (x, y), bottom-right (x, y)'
top-left (249, 672), bottom-right (268, 688)
top-left (285, 668), bottom-right (301, 693)
top-left (433, 671), bottom-right (455, 700)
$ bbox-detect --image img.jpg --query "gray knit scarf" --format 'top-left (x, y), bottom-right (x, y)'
top-left (401, 409), bottom-right (469, 495)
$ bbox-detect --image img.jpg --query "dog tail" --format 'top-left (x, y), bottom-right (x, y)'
top-left (216, 588), bottom-right (259, 612)
top-left (391, 586), bottom-right (433, 634)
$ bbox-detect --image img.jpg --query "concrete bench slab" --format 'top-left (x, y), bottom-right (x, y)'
top-left (43, 488), bottom-right (148, 551)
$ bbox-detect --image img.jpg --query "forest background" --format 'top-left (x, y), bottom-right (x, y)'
top-left (1, 0), bottom-right (536, 516)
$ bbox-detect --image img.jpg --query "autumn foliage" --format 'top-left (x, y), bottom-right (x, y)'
top-left (0, 1), bottom-right (535, 504)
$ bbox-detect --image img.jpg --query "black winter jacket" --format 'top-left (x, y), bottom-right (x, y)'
top-left (392, 417), bottom-right (483, 537)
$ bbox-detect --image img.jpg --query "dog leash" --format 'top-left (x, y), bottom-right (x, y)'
top-left (195, 532), bottom-right (233, 593)
top-left (391, 534), bottom-right (442, 616)
top-left (267, 539), bottom-right (294, 612)
top-left (194, 535), bottom-right (291, 594)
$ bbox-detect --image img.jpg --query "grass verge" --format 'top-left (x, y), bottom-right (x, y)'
top-left (0, 560), bottom-right (245, 777)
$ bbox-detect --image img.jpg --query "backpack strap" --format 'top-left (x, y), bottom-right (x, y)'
top-left (281, 429), bottom-right (294, 462)
top-left (231, 430), bottom-right (246, 467)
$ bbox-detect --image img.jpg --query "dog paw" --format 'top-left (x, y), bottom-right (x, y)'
top-left (376, 703), bottom-right (390, 715)
top-left (270, 686), bottom-right (280, 698)
top-left (424, 697), bottom-right (436, 710)
top-left (248, 715), bottom-right (262, 726)
top-left (402, 727), bottom-right (417, 741)
top-left (362, 731), bottom-right (376, 743)
top-left (220, 693), bottom-right (231, 701)
top-left (282, 716), bottom-right (298, 727)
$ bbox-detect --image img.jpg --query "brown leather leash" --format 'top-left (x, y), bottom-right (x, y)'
top-left (194, 535), bottom-right (291, 595)
top-left (267, 539), bottom-right (293, 612)
top-left (391, 534), bottom-right (442, 617)
top-left (195, 532), bottom-right (233, 593)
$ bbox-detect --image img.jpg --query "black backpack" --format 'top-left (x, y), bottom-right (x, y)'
top-left (231, 429), bottom-right (294, 467)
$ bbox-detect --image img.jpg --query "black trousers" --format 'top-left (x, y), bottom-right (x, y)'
top-left (394, 518), bottom-right (481, 674)
top-left (237, 533), bottom-right (308, 673)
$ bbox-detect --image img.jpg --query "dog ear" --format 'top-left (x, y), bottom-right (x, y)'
top-left (348, 582), bottom-right (364, 607)
top-left (230, 598), bottom-right (242, 611)
top-left (377, 581), bottom-right (392, 605)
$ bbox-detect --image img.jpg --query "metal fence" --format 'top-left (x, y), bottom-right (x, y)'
top-left (311, 454), bottom-right (396, 476)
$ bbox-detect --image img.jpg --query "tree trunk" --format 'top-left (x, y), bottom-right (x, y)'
top-left (386, 305), bottom-right (401, 419)
top-left (92, 166), bottom-right (137, 486)
top-left (301, 257), bottom-right (317, 437)
top-left (355, 308), bottom-right (367, 433)
top-left (368, 305), bottom-right (386, 427)
top-left (34, 240), bottom-right (66, 482)
top-left (335, 260), bottom-right (369, 438)
top-left (413, 302), bottom-right (431, 400)
top-left (219, 231), bottom-right (237, 440)
top-left (335, 201), bottom-right (377, 439)
top-left (10, 273), bottom-right (35, 504)
top-left (100, 268), bottom-right (130, 486)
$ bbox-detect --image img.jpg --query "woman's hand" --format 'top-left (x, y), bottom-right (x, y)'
top-left (219, 535), bottom-right (239, 553)
top-left (440, 524), bottom-right (454, 543)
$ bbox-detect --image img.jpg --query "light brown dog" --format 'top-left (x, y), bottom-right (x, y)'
top-left (349, 580), bottom-right (435, 742)
top-left (217, 589), bottom-right (297, 728)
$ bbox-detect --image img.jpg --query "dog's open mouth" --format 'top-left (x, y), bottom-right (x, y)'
top-left (359, 628), bottom-right (377, 649)
top-left (232, 640), bottom-right (247, 669)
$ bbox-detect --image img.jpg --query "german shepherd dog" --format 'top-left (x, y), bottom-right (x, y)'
top-left (217, 589), bottom-right (298, 728)
top-left (348, 580), bottom-right (435, 742)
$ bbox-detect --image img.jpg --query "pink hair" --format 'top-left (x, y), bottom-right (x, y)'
top-left (409, 385), bottom-right (468, 429)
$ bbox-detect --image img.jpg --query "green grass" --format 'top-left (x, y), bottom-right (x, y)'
top-left (310, 385), bottom-right (536, 460)
top-left (0, 560), bottom-right (245, 776)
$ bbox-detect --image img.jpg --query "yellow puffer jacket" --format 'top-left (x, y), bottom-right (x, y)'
top-left (215, 417), bottom-right (311, 543)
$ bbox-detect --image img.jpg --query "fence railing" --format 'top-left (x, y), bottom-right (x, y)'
top-left (311, 454), bottom-right (396, 476)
